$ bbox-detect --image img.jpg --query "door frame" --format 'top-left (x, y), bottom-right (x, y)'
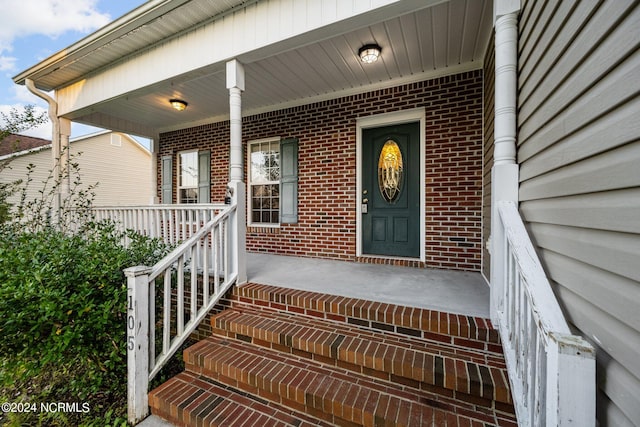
top-left (356, 108), bottom-right (426, 262)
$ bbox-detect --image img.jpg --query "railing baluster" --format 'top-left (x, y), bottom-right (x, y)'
top-left (180, 209), bottom-right (186, 242)
top-left (190, 244), bottom-right (197, 321)
top-left (224, 217), bottom-right (230, 281)
top-left (169, 211), bottom-right (175, 245)
top-left (526, 314), bottom-right (536, 426)
top-left (505, 248), bottom-right (513, 327)
top-left (213, 224), bottom-right (219, 294)
top-left (535, 334), bottom-right (546, 426)
top-left (203, 230), bottom-right (210, 296)
top-left (153, 209), bottom-right (159, 239)
top-left (163, 268), bottom-right (171, 355)
top-left (134, 209), bottom-right (139, 235)
top-left (177, 256), bottom-right (184, 336)
top-left (149, 277), bottom-right (156, 369)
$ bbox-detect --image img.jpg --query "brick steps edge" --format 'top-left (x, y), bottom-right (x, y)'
top-left (212, 307), bottom-right (512, 406)
top-left (228, 283), bottom-right (502, 351)
top-left (183, 336), bottom-right (516, 426)
top-left (148, 371), bottom-right (333, 427)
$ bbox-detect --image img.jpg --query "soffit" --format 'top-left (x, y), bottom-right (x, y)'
top-left (13, 0), bottom-right (254, 90)
top-left (22, 0), bottom-right (494, 137)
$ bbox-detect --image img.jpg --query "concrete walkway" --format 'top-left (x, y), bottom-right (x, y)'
top-left (247, 253), bottom-right (491, 318)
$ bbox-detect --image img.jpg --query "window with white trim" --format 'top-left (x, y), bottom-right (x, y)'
top-left (248, 139), bottom-right (280, 225)
top-left (178, 151), bottom-right (199, 203)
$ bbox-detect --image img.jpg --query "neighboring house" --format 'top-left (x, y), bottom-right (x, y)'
top-left (12, 0), bottom-right (639, 425)
top-left (0, 131), bottom-right (153, 206)
top-left (0, 134), bottom-right (51, 157)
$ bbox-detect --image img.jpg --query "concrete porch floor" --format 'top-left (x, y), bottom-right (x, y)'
top-left (246, 253), bottom-right (491, 319)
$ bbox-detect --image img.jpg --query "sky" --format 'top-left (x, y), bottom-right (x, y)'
top-left (0, 0), bottom-right (149, 141)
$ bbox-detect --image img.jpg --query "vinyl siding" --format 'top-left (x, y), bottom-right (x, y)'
top-left (517, 1), bottom-right (640, 425)
top-left (0, 132), bottom-right (152, 207)
top-left (482, 33), bottom-right (494, 281)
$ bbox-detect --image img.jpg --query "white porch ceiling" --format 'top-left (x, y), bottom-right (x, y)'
top-left (19, 0), bottom-right (493, 137)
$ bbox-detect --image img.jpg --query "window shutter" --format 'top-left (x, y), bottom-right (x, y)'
top-left (198, 150), bottom-right (211, 203)
top-left (280, 138), bottom-right (298, 224)
top-left (161, 155), bottom-right (173, 204)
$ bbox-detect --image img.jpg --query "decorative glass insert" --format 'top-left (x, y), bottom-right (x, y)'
top-left (378, 140), bottom-right (403, 203)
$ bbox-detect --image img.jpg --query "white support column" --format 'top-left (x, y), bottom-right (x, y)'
top-left (150, 137), bottom-right (159, 204)
top-left (226, 59), bottom-right (247, 284)
top-left (493, 1), bottom-right (519, 166)
top-left (490, 0), bottom-right (520, 323)
top-left (226, 59), bottom-right (245, 183)
top-left (228, 180), bottom-right (247, 284)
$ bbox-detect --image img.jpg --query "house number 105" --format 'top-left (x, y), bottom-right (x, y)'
top-left (127, 292), bottom-right (135, 351)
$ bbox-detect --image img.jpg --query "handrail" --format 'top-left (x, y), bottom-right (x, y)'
top-left (147, 209), bottom-right (230, 282)
top-left (125, 203), bottom-right (238, 424)
top-left (93, 204), bottom-right (228, 246)
top-left (494, 201), bottom-right (595, 426)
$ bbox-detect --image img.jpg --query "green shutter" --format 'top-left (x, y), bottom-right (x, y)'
top-left (161, 155), bottom-right (173, 204)
top-left (280, 138), bottom-right (298, 224)
top-left (198, 150), bottom-right (211, 203)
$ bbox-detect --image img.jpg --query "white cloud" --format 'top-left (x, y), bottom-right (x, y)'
top-left (0, 55), bottom-right (16, 72)
top-left (20, 121), bottom-right (52, 140)
top-left (11, 84), bottom-right (49, 105)
top-left (0, 0), bottom-right (111, 71)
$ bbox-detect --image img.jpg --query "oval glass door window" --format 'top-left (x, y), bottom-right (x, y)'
top-left (378, 139), bottom-right (403, 203)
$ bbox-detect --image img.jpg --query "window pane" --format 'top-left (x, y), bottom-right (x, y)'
top-left (250, 142), bottom-right (279, 184)
top-left (180, 188), bottom-right (198, 204)
top-left (250, 151), bottom-right (267, 182)
top-left (250, 183), bottom-right (279, 224)
top-left (180, 152), bottom-right (198, 187)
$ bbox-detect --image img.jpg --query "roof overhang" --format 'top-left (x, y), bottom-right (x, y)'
top-left (14, 0), bottom-right (493, 138)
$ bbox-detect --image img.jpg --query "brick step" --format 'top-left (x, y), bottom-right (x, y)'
top-left (216, 302), bottom-right (505, 365)
top-left (226, 283), bottom-right (501, 350)
top-left (211, 306), bottom-right (512, 407)
top-left (182, 336), bottom-right (516, 426)
top-left (149, 371), bottom-right (334, 427)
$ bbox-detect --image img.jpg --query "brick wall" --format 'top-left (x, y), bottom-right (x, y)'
top-left (159, 70), bottom-right (483, 271)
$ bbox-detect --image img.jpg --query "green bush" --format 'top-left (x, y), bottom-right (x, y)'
top-left (1, 112), bottom-right (173, 425)
top-left (0, 222), bottom-right (169, 426)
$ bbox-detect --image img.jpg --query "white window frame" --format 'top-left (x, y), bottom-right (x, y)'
top-left (177, 150), bottom-right (199, 204)
top-left (247, 137), bottom-right (281, 227)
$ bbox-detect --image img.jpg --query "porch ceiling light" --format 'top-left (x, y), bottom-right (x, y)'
top-left (169, 99), bottom-right (188, 111)
top-left (358, 44), bottom-right (381, 64)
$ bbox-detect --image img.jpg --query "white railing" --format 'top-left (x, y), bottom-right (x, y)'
top-left (124, 203), bottom-right (238, 424)
top-left (493, 201), bottom-right (595, 426)
top-left (93, 204), bottom-right (228, 246)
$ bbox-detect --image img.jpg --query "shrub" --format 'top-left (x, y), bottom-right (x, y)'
top-left (0, 222), bottom-right (169, 426)
top-left (0, 115), bottom-right (172, 425)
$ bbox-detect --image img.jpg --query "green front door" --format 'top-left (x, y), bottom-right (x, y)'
top-left (362, 122), bottom-right (420, 258)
